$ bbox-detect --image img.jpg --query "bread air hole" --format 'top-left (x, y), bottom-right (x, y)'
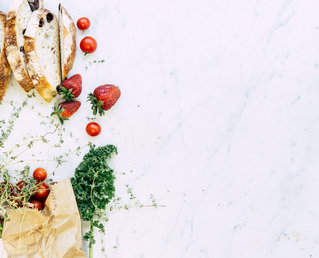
top-left (39, 18), bottom-right (44, 27)
top-left (46, 13), bottom-right (53, 23)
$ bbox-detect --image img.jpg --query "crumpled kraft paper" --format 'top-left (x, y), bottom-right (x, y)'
top-left (1, 178), bottom-right (86, 258)
top-left (0, 239), bottom-right (8, 258)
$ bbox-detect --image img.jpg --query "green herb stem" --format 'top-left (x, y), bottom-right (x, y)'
top-left (89, 218), bottom-right (93, 258)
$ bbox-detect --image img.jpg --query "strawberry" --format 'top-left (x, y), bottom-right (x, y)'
top-left (57, 74), bottom-right (82, 101)
top-left (51, 101), bottom-right (81, 124)
top-left (87, 84), bottom-right (121, 116)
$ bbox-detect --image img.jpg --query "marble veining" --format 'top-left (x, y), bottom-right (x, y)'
top-left (0, 0), bottom-right (319, 257)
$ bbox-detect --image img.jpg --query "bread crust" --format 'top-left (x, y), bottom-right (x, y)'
top-left (0, 12), bottom-right (11, 103)
top-left (24, 9), bottom-right (59, 102)
top-left (5, 0), bottom-right (34, 92)
top-left (59, 4), bottom-right (76, 80)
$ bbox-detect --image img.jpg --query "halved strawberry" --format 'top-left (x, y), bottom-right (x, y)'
top-left (87, 84), bottom-right (121, 116)
top-left (51, 101), bottom-right (81, 124)
top-left (57, 74), bottom-right (82, 101)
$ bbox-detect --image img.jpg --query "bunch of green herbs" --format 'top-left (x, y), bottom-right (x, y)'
top-left (71, 144), bottom-right (117, 258)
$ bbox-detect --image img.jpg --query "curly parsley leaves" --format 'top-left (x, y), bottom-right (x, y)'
top-left (71, 144), bottom-right (117, 257)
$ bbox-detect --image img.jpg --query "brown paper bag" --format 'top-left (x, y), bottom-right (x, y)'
top-left (1, 178), bottom-right (86, 258)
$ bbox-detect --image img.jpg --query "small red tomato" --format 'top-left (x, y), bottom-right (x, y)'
top-left (11, 193), bottom-right (23, 208)
top-left (0, 182), bottom-right (14, 196)
top-left (86, 122), bottom-right (101, 137)
top-left (34, 183), bottom-right (50, 201)
top-left (30, 200), bottom-right (42, 211)
top-left (16, 180), bottom-right (26, 190)
top-left (80, 36), bottom-right (97, 53)
top-left (77, 17), bottom-right (90, 30)
top-left (33, 168), bottom-right (47, 181)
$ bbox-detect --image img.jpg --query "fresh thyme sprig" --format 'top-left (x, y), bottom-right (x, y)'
top-left (0, 98), bottom-right (28, 149)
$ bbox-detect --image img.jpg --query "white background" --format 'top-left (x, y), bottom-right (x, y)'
top-left (1, 0), bottom-right (319, 257)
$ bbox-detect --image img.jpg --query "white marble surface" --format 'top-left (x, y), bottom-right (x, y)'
top-left (1, 0), bottom-right (319, 257)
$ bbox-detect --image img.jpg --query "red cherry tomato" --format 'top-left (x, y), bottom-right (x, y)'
top-left (0, 182), bottom-right (13, 190)
top-left (0, 182), bottom-right (14, 196)
top-left (77, 17), bottom-right (90, 30)
top-left (80, 36), bottom-right (97, 53)
top-left (86, 122), bottom-right (101, 137)
top-left (11, 193), bottom-right (23, 208)
top-left (30, 200), bottom-right (42, 211)
top-left (33, 168), bottom-right (47, 181)
top-left (16, 180), bottom-right (26, 190)
top-left (34, 183), bottom-right (50, 201)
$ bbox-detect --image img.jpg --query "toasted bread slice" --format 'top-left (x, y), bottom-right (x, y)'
top-left (0, 12), bottom-right (11, 103)
top-left (5, 0), bottom-right (42, 92)
top-left (24, 9), bottom-right (60, 102)
top-left (58, 4), bottom-right (76, 81)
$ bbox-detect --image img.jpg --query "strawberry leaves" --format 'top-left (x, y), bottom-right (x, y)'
top-left (87, 93), bottom-right (105, 116)
top-left (50, 104), bottom-right (69, 124)
top-left (57, 86), bottom-right (75, 102)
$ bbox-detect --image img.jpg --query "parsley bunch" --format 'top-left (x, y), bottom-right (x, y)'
top-left (71, 145), bottom-right (117, 258)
